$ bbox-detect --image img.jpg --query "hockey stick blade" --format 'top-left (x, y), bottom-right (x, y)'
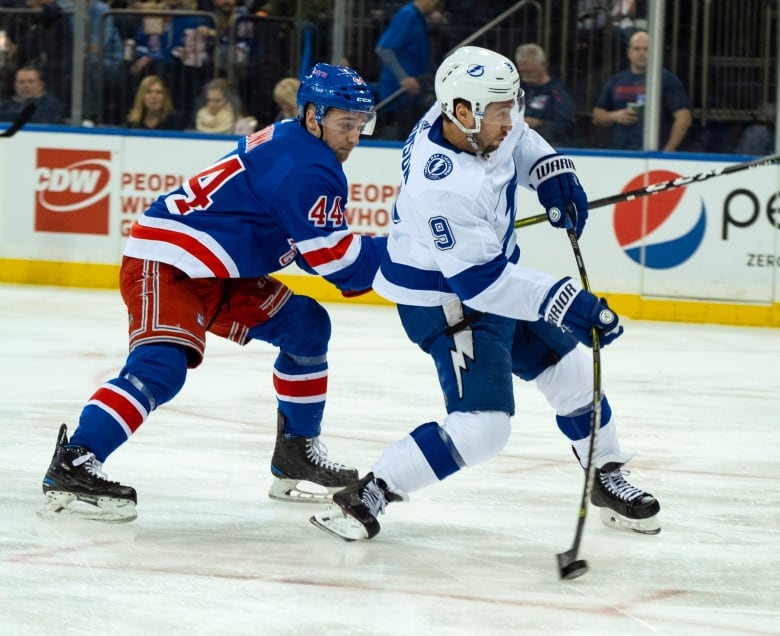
top-left (0, 102), bottom-right (36, 138)
top-left (556, 549), bottom-right (589, 580)
top-left (515, 152), bottom-right (780, 229)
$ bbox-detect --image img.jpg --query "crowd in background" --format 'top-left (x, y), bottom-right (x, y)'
top-left (0, 0), bottom-right (776, 153)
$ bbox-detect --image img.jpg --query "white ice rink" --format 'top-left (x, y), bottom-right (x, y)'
top-left (1, 282), bottom-right (778, 636)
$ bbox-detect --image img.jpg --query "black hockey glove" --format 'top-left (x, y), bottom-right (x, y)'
top-left (541, 277), bottom-right (623, 347)
top-left (529, 154), bottom-right (588, 238)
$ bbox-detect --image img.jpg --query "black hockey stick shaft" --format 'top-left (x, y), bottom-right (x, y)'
top-left (0, 103), bottom-right (36, 138)
top-left (556, 212), bottom-right (602, 581)
top-left (515, 152), bottom-right (780, 229)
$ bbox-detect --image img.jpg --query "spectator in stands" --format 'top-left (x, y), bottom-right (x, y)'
top-left (249, 0), bottom-right (330, 22)
top-left (194, 77), bottom-right (238, 133)
top-left (577, 1), bottom-right (645, 45)
top-left (514, 43), bottom-right (576, 148)
top-left (272, 76), bottom-right (299, 122)
top-left (127, 0), bottom-right (211, 125)
top-left (374, 0), bottom-right (443, 140)
top-left (12, 0), bottom-right (73, 108)
top-left (0, 65), bottom-right (66, 124)
top-left (735, 102), bottom-right (776, 156)
top-left (126, 74), bottom-right (184, 130)
top-left (86, 0), bottom-right (124, 124)
top-left (592, 30), bottom-right (691, 151)
top-left (205, 0), bottom-right (254, 72)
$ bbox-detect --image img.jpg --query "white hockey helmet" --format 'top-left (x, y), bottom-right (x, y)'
top-left (435, 46), bottom-right (522, 134)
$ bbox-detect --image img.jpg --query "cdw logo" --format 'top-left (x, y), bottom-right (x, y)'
top-left (35, 148), bottom-right (112, 235)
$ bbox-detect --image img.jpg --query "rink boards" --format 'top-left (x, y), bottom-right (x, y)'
top-left (1, 125), bottom-right (779, 327)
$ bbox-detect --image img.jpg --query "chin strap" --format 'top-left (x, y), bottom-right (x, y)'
top-left (445, 110), bottom-right (483, 154)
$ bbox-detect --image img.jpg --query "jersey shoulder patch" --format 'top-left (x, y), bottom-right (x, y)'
top-left (423, 153), bottom-right (454, 181)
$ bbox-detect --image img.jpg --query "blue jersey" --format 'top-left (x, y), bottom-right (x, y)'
top-left (124, 120), bottom-right (382, 292)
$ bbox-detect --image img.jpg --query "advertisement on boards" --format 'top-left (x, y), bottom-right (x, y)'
top-left (0, 130), bottom-right (778, 312)
top-left (518, 157), bottom-right (780, 304)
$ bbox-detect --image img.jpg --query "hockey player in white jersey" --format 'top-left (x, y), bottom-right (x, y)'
top-left (311, 46), bottom-right (660, 541)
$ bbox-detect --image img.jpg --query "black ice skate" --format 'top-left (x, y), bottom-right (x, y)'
top-left (309, 472), bottom-right (404, 541)
top-left (590, 462), bottom-right (661, 535)
top-left (268, 410), bottom-right (358, 503)
top-left (39, 424), bottom-right (137, 523)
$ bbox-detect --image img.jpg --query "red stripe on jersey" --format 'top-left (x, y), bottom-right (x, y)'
top-left (92, 386), bottom-right (146, 433)
top-left (273, 373), bottom-right (328, 398)
top-left (301, 234), bottom-right (355, 268)
top-left (130, 223), bottom-right (231, 277)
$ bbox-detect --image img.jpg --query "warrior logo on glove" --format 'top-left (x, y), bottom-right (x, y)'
top-left (529, 154), bottom-right (589, 238)
top-left (541, 277), bottom-right (624, 347)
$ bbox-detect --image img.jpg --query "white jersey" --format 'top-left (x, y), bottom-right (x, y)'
top-left (373, 104), bottom-right (561, 321)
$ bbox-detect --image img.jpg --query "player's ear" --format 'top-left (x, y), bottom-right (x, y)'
top-left (455, 101), bottom-right (474, 128)
top-left (303, 105), bottom-right (320, 135)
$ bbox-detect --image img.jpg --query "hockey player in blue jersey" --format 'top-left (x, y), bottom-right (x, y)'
top-left (40, 63), bottom-right (385, 522)
top-left (311, 46), bottom-right (660, 541)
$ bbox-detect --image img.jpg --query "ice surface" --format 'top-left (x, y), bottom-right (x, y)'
top-left (1, 284), bottom-right (778, 636)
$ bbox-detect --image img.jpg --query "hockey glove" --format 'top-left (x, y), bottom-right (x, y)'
top-left (541, 277), bottom-right (623, 347)
top-left (529, 154), bottom-right (588, 238)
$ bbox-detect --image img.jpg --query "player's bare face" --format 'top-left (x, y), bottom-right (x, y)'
top-left (321, 109), bottom-right (373, 163)
top-left (475, 99), bottom-right (515, 154)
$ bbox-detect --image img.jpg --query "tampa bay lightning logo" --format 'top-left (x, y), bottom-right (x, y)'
top-left (467, 64), bottom-right (485, 77)
top-left (424, 153), bottom-right (453, 180)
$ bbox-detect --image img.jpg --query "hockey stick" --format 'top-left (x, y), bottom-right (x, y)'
top-left (555, 209), bottom-right (602, 581)
top-left (515, 153), bottom-right (780, 229)
top-left (0, 103), bottom-right (36, 138)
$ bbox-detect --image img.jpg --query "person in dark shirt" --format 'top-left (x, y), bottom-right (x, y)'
top-left (592, 30), bottom-right (691, 151)
top-left (125, 74), bottom-right (185, 130)
top-left (13, 0), bottom-right (73, 107)
top-left (515, 43), bottom-right (576, 148)
top-left (0, 66), bottom-right (66, 124)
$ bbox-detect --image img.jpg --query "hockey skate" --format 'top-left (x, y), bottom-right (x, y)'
top-left (309, 472), bottom-right (404, 541)
top-left (268, 410), bottom-right (358, 503)
top-left (591, 462), bottom-right (660, 535)
top-left (39, 424), bottom-right (137, 523)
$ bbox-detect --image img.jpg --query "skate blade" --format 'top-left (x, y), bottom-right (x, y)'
top-left (38, 491), bottom-right (137, 524)
top-left (268, 478), bottom-right (342, 504)
top-left (599, 507), bottom-right (661, 535)
top-left (309, 506), bottom-right (369, 542)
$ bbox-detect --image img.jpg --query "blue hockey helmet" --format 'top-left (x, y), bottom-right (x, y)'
top-left (297, 63), bottom-right (376, 135)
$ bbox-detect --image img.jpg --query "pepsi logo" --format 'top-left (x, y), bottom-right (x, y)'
top-left (613, 170), bottom-right (707, 269)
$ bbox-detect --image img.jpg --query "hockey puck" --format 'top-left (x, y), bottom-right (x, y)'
top-left (557, 557), bottom-right (589, 580)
